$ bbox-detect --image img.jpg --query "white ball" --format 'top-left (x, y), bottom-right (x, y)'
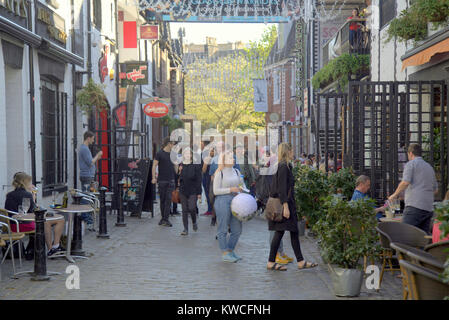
top-left (231, 193), bottom-right (258, 222)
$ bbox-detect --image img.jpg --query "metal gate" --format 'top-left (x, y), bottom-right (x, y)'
top-left (347, 81), bottom-right (449, 202)
top-left (89, 104), bottom-right (153, 215)
top-left (315, 93), bottom-right (346, 173)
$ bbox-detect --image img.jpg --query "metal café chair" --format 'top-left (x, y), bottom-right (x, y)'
top-left (376, 222), bottom-right (430, 290)
top-left (70, 189), bottom-right (100, 230)
top-left (0, 209), bottom-right (35, 259)
top-left (0, 215), bottom-right (25, 276)
top-left (399, 260), bottom-right (449, 300)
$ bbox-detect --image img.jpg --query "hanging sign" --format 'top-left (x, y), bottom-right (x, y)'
top-left (140, 25), bottom-right (159, 40)
top-left (143, 101), bottom-right (169, 118)
top-left (120, 62), bottom-right (148, 86)
top-left (253, 79), bottom-right (268, 112)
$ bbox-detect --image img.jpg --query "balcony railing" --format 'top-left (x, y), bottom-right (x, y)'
top-left (322, 18), bottom-right (370, 67)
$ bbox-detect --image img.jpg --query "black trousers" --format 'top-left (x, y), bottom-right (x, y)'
top-left (158, 180), bottom-right (174, 222)
top-left (269, 230), bottom-right (304, 262)
top-left (180, 193), bottom-right (197, 231)
top-left (403, 206), bottom-right (434, 234)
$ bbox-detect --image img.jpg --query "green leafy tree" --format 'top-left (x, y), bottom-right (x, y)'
top-left (184, 26), bottom-right (277, 132)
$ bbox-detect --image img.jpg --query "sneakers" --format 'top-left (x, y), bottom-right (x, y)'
top-left (180, 230), bottom-right (188, 236)
top-left (87, 224), bottom-right (96, 232)
top-left (222, 252), bottom-right (238, 263)
top-left (230, 251), bottom-right (242, 261)
top-left (47, 245), bottom-right (64, 257)
top-left (193, 223), bottom-right (198, 232)
top-left (201, 211), bottom-right (212, 216)
top-left (275, 253), bottom-right (290, 265)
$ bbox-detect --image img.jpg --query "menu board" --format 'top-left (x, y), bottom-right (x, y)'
top-left (117, 158), bottom-right (151, 215)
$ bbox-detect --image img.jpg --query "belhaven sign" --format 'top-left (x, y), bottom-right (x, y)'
top-left (143, 101), bottom-right (169, 118)
top-left (140, 25), bottom-right (159, 40)
top-left (120, 62), bottom-right (148, 86)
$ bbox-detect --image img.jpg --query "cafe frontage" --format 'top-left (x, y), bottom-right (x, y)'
top-left (0, 0), bottom-right (83, 206)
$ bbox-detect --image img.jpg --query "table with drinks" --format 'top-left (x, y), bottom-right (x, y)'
top-left (379, 199), bottom-right (403, 222)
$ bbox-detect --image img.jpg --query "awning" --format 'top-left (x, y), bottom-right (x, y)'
top-left (39, 39), bottom-right (84, 67)
top-left (402, 37), bottom-right (449, 70)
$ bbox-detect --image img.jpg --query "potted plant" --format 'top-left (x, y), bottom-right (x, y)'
top-left (314, 196), bottom-right (380, 297)
top-left (293, 165), bottom-right (330, 236)
top-left (328, 167), bottom-right (357, 200)
top-left (76, 78), bottom-right (108, 115)
top-left (416, 0), bottom-right (449, 23)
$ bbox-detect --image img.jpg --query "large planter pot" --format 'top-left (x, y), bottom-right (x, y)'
top-left (427, 22), bottom-right (446, 37)
top-left (328, 265), bottom-right (364, 297)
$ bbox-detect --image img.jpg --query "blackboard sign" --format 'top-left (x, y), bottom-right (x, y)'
top-left (117, 158), bottom-right (151, 214)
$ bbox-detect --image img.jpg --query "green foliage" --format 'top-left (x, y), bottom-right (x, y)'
top-left (161, 116), bottom-right (184, 133)
top-left (433, 201), bottom-right (449, 286)
top-left (76, 78), bottom-right (108, 115)
top-left (328, 167), bottom-right (357, 200)
top-left (423, 126), bottom-right (448, 174)
top-left (311, 53), bottom-right (370, 91)
top-left (293, 165), bottom-right (331, 228)
top-left (314, 196), bottom-right (380, 269)
top-left (184, 26), bottom-right (277, 132)
top-left (387, 0), bottom-right (449, 43)
top-left (416, 0), bottom-right (449, 23)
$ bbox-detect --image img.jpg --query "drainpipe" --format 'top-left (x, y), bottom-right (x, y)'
top-left (71, 0), bottom-right (78, 189)
top-left (87, 0), bottom-right (92, 80)
top-left (28, 1), bottom-right (36, 185)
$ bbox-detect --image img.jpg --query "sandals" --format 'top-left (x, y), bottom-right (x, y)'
top-left (298, 261), bottom-right (318, 270)
top-left (267, 263), bottom-right (287, 271)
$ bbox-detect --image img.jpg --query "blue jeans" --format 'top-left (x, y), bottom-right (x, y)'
top-left (80, 176), bottom-right (94, 225)
top-left (214, 194), bottom-right (242, 252)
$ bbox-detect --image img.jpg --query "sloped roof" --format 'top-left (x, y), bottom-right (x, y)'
top-left (265, 23), bottom-right (296, 67)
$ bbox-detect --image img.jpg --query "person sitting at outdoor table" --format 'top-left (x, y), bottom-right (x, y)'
top-left (351, 175), bottom-right (386, 221)
top-left (432, 189), bottom-right (449, 243)
top-left (4, 172), bottom-right (65, 257)
top-left (388, 144), bottom-right (438, 234)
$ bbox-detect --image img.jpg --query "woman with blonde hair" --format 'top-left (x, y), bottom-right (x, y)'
top-left (4, 172), bottom-right (65, 257)
top-left (213, 149), bottom-right (246, 263)
top-left (267, 143), bottom-right (317, 271)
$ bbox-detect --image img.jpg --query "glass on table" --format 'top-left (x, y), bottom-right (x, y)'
top-left (52, 191), bottom-right (58, 205)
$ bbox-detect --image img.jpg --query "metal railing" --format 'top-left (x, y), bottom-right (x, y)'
top-left (322, 19), bottom-right (370, 67)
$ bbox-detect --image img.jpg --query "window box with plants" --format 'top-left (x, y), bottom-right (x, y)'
top-left (314, 196), bottom-right (380, 297)
top-left (312, 53), bottom-right (370, 92)
top-left (387, 0), bottom-right (449, 43)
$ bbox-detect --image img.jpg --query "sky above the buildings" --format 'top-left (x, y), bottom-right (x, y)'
top-left (170, 22), bottom-right (277, 45)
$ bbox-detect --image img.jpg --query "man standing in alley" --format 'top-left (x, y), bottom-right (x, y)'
top-left (152, 137), bottom-right (176, 227)
top-left (79, 131), bottom-right (103, 231)
top-left (389, 143), bottom-right (438, 233)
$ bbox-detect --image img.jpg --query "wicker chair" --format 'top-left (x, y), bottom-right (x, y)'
top-left (391, 242), bottom-right (445, 300)
top-left (0, 216), bottom-right (25, 277)
top-left (399, 260), bottom-right (449, 300)
top-left (376, 222), bottom-right (430, 290)
top-left (424, 240), bottom-right (449, 263)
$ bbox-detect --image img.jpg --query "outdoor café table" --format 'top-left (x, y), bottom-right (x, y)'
top-left (379, 214), bottom-right (403, 223)
top-left (53, 204), bottom-right (93, 263)
top-left (13, 212), bottom-right (64, 280)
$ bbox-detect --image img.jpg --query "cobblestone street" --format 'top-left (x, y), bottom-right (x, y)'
top-left (0, 200), bottom-right (402, 300)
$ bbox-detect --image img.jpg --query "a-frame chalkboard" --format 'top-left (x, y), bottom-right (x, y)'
top-left (117, 158), bottom-right (151, 215)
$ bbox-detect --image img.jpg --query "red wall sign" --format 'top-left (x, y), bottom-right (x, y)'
top-left (140, 25), bottom-right (159, 40)
top-left (143, 102), bottom-right (169, 118)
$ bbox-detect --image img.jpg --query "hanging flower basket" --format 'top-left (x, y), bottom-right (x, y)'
top-left (76, 78), bottom-right (109, 115)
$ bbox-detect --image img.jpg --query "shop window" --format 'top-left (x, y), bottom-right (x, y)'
top-left (41, 80), bottom-right (68, 196)
top-left (93, 0), bottom-right (102, 30)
